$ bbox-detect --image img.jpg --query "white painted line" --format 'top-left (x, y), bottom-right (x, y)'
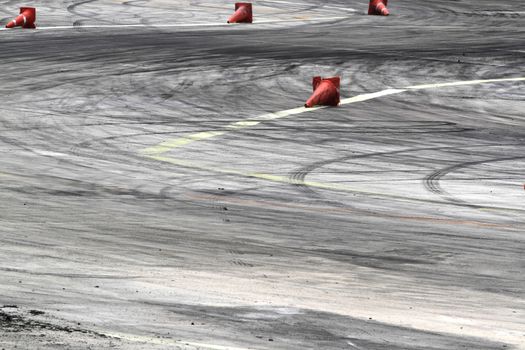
top-left (260, 0), bottom-right (357, 12)
top-left (217, 89), bottom-right (407, 136)
top-left (142, 76), bottom-right (525, 212)
top-left (479, 10), bottom-right (525, 14)
top-left (340, 88), bottom-right (406, 105)
top-left (144, 78), bottom-right (525, 156)
top-left (33, 149), bottom-right (70, 158)
top-left (38, 22), bottom-right (231, 30)
top-left (0, 16), bottom-right (348, 32)
top-left (406, 77), bottom-right (525, 90)
top-left (142, 106), bottom-right (322, 155)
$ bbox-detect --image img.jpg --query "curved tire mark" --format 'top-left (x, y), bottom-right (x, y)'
top-left (423, 155), bottom-right (525, 202)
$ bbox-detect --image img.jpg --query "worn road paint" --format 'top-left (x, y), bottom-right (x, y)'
top-left (143, 78), bottom-right (525, 157)
top-left (141, 77), bottom-right (525, 212)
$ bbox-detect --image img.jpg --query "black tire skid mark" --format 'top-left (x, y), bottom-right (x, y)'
top-left (67, 0), bottom-right (131, 26)
top-left (423, 156), bottom-right (525, 204)
top-left (287, 141), bottom-right (470, 196)
top-left (288, 146), bottom-right (436, 197)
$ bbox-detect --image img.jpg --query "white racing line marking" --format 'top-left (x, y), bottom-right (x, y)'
top-left (0, 16), bottom-right (349, 31)
top-left (0, 5), bottom-right (522, 349)
top-left (142, 89), bottom-right (407, 156)
top-left (406, 77), bottom-right (525, 89)
top-left (142, 77), bottom-right (525, 210)
top-left (260, 0), bottom-right (357, 12)
top-left (143, 77), bottom-right (525, 155)
top-left (479, 10), bottom-right (525, 14)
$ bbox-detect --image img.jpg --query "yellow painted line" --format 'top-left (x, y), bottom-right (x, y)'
top-left (142, 106), bottom-right (322, 156)
top-left (141, 92), bottom-right (405, 157)
top-left (142, 77), bottom-right (524, 157)
top-left (141, 77), bottom-right (525, 210)
top-left (249, 172), bottom-right (370, 195)
top-left (226, 106), bottom-right (321, 129)
top-left (143, 130), bottom-right (226, 155)
top-left (0, 172), bottom-right (15, 178)
top-left (148, 154), bottom-right (525, 214)
top-left (149, 154), bottom-right (397, 199)
top-left (149, 155), bottom-right (247, 177)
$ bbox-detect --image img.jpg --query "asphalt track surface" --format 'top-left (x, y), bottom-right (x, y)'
top-left (0, 0), bottom-right (524, 349)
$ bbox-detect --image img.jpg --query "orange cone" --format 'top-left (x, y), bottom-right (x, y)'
top-left (304, 77), bottom-right (340, 108)
top-left (368, 0), bottom-right (389, 16)
top-left (227, 3), bottom-right (252, 23)
top-left (5, 7), bottom-right (36, 29)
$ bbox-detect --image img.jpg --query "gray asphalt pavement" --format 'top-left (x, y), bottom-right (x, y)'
top-left (0, 0), bottom-right (524, 349)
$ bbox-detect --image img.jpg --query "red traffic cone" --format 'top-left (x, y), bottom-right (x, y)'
top-left (305, 76), bottom-right (340, 108)
top-left (368, 0), bottom-right (389, 16)
top-left (227, 3), bottom-right (252, 23)
top-left (5, 7), bottom-right (36, 29)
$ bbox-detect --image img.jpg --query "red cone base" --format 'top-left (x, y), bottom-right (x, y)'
top-left (305, 76), bottom-right (340, 108)
top-left (368, 0), bottom-right (389, 16)
top-left (228, 3), bottom-right (252, 23)
top-left (5, 7), bottom-right (36, 29)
